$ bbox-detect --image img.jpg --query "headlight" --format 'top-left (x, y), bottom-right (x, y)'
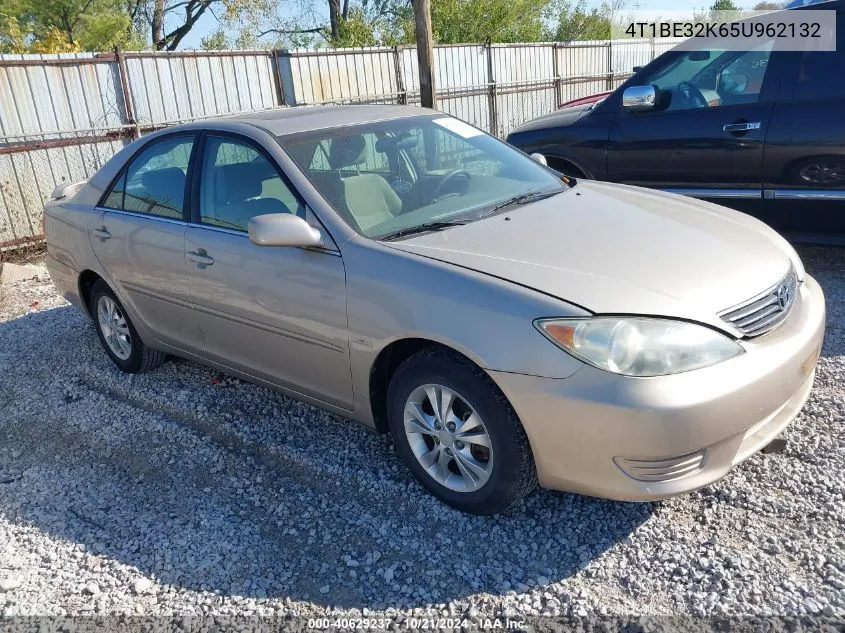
top-left (535, 317), bottom-right (743, 377)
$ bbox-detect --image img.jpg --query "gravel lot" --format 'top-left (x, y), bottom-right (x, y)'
top-left (0, 247), bottom-right (843, 624)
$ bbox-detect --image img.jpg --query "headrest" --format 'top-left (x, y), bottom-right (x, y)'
top-left (328, 135), bottom-right (368, 169)
top-left (215, 163), bottom-right (263, 202)
top-left (141, 167), bottom-right (185, 196)
top-left (140, 168), bottom-right (186, 211)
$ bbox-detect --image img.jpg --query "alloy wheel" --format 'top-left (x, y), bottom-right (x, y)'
top-left (799, 162), bottom-right (845, 185)
top-left (403, 383), bottom-right (493, 492)
top-left (97, 295), bottom-right (132, 360)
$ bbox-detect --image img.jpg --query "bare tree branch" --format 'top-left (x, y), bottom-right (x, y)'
top-left (257, 26), bottom-right (327, 36)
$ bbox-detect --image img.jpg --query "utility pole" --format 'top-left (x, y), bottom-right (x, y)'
top-left (413, 0), bottom-right (436, 109)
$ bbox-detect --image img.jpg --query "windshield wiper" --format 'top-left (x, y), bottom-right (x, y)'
top-left (379, 220), bottom-right (467, 241)
top-left (478, 188), bottom-right (566, 219)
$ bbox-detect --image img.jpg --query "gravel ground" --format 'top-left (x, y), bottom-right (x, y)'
top-left (0, 247), bottom-right (843, 625)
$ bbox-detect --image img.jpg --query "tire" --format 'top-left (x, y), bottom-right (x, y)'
top-left (88, 280), bottom-right (167, 373)
top-left (387, 347), bottom-right (537, 515)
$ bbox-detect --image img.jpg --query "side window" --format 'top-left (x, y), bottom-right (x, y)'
top-left (103, 172), bottom-right (126, 209)
top-left (792, 15), bottom-right (844, 101)
top-left (199, 137), bottom-right (304, 231)
top-left (108, 136), bottom-right (194, 219)
top-left (638, 41), bottom-right (773, 112)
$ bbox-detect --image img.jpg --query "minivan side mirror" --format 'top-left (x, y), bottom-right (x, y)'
top-left (719, 72), bottom-right (748, 95)
top-left (248, 213), bottom-right (323, 248)
top-left (622, 85), bottom-right (657, 112)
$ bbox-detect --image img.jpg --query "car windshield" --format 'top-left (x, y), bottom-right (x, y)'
top-left (279, 115), bottom-right (567, 239)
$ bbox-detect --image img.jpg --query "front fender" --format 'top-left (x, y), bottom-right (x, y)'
top-left (342, 238), bottom-right (588, 426)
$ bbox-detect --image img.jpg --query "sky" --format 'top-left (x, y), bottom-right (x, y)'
top-left (178, 0), bottom-right (762, 49)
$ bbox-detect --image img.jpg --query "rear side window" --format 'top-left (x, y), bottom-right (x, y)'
top-left (102, 136), bottom-right (194, 220)
top-left (792, 14), bottom-right (845, 101)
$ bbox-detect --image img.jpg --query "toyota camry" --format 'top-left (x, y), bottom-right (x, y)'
top-left (44, 106), bottom-right (825, 515)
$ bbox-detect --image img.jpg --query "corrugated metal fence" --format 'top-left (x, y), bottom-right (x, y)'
top-left (0, 39), bottom-right (681, 250)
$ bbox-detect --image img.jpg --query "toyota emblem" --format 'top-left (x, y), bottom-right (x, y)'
top-left (776, 284), bottom-right (791, 309)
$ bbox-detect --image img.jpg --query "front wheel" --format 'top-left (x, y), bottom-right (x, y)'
top-left (387, 348), bottom-right (537, 515)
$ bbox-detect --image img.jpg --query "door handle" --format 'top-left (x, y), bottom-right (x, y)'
top-left (187, 250), bottom-right (214, 266)
top-left (723, 121), bottom-right (761, 133)
top-left (91, 227), bottom-right (111, 240)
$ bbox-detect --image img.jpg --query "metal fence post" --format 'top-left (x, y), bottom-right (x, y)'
top-left (394, 46), bottom-right (407, 105)
top-left (486, 40), bottom-right (498, 137)
top-left (114, 48), bottom-right (139, 139)
top-left (552, 43), bottom-right (562, 108)
top-left (271, 49), bottom-right (287, 106)
top-left (606, 41), bottom-right (614, 91)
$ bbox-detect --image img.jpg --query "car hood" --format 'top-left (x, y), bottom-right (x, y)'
top-left (385, 181), bottom-right (796, 334)
top-left (508, 102), bottom-right (594, 135)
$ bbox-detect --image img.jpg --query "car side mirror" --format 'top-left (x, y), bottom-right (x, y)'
top-left (248, 213), bottom-right (323, 248)
top-left (530, 153), bottom-right (548, 166)
top-left (622, 85), bottom-right (657, 112)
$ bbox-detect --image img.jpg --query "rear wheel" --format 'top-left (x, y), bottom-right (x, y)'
top-left (387, 348), bottom-right (537, 515)
top-left (89, 280), bottom-right (167, 373)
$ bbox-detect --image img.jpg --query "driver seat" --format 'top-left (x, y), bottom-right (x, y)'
top-left (328, 135), bottom-right (401, 232)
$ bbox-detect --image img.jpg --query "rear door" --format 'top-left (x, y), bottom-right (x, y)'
top-left (607, 39), bottom-right (783, 218)
top-left (762, 10), bottom-right (845, 239)
top-left (91, 134), bottom-right (203, 352)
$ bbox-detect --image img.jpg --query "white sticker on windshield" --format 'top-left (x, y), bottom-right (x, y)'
top-left (433, 117), bottom-right (483, 139)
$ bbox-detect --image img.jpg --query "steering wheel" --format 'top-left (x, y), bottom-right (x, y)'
top-left (677, 81), bottom-right (709, 109)
top-left (432, 169), bottom-right (471, 201)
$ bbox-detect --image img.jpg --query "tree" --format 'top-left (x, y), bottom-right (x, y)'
top-left (710, 0), bottom-right (739, 10)
top-left (430, 0), bottom-right (547, 43)
top-left (236, 0), bottom-right (410, 48)
top-left (150, 0), bottom-right (214, 50)
top-left (752, 1), bottom-right (784, 9)
top-left (200, 27), bottom-right (229, 48)
top-left (544, 0), bottom-right (630, 41)
top-left (708, 0), bottom-right (741, 22)
top-left (0, 0), bottom-right (143, 52)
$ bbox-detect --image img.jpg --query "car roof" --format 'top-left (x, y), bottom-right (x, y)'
top-left (218, 104), bottom-right (435, 136)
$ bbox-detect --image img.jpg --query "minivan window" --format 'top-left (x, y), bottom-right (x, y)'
top-left (638, 40), bottom-right (774, 111)
top-left (793, 14), bottom-right (844, 101)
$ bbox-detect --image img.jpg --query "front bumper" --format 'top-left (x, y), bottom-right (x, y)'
top-left (490, 274), bottom-right (826, 501)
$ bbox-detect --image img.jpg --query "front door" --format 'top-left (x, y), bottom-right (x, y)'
top-left (90, 134), bottom-right (203, 352)
top-left (184, 134), bottom-right (353, 409)
top-left (607, 40), bottom-right (781, 219)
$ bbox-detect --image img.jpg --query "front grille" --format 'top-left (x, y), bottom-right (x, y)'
top-left (719, 265), bottom-right (799, 338)
top-left (614, 450), bottom-right (706, 482)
